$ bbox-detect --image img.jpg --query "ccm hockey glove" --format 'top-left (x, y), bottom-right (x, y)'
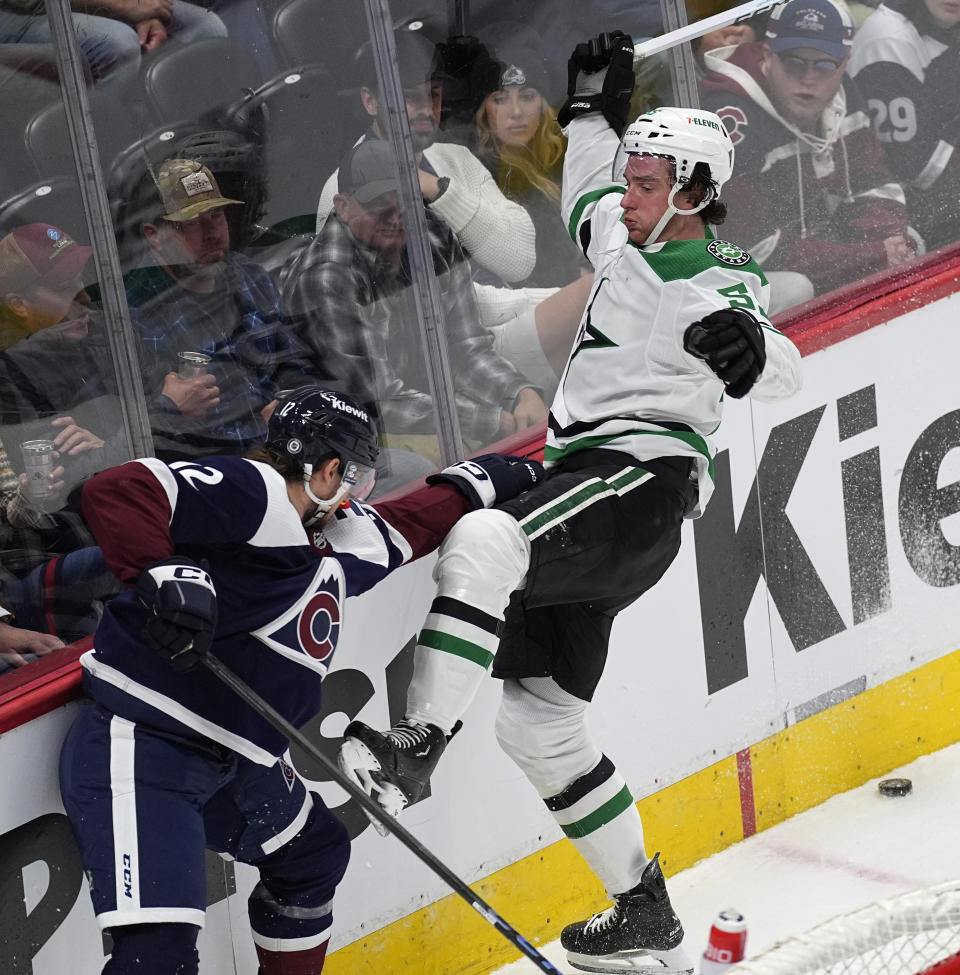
top-left (427, 453), bottom-right (544, 509)
top-left (137, 557), bottom-right (217, 672)
top-left (557, 30), bottom-right (635, 135)
top-left (683, 308), bottom-right (767, 399)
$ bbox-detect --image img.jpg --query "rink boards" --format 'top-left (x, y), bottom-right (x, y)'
top-left (2, 253), bottom-right (960, 974)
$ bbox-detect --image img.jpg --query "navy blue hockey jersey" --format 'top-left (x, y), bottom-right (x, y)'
top-left (79, 455), bottom-right (468, 765)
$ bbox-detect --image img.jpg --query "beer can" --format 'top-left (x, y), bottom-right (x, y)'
top-left (21, 439), bottom-right (57, 501)
top-left (700, 909), bottom-right (747, 973)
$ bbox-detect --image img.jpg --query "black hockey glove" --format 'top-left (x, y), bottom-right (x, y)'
top-left (137, 557), bottom-right (217, 672)
top-left (683, 309), bottom-right (767, 399)
top-left (556, 30), bottom-right (635, 136)
top-left (427, 453), bottom-right (544, 509)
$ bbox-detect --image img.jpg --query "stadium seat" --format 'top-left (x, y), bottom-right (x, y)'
top-left (0, 177), bottom-right (88, 241)
top-left (24, 93), bottom-right (141, 180)
top-left (142, 36), bottom-right (263, 125)
top-left (222, 65), bottom-right (348, 232)
top-left (270, 0), bottom-right (366, 72)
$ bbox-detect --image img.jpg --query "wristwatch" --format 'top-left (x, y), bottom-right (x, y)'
top-left (431, 176), bottom-right (451, 201)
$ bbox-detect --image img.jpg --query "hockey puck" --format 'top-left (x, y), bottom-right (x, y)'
top-left (878, 777), bottom-right (912, 797)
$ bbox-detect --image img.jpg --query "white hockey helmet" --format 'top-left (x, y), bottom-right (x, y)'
top-left (613, 106), bottom-right (735, 244)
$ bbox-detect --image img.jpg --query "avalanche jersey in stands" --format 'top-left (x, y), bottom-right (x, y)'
top-left (79, 455), bottom-right (469, 766)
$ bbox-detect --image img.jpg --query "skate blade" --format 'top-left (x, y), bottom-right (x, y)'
top-left (338, 738), bottom-right (407, 837)
top-left (567, 944), bottom-right (693, 975)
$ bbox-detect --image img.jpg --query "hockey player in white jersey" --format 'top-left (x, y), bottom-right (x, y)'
top-left (339, 32), bottom-right (802, 975)
top-left (57, 385), bottom-right (542, 975)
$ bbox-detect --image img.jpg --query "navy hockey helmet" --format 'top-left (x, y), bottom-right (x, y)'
top-left (267, 386), bottom-right (380, 501)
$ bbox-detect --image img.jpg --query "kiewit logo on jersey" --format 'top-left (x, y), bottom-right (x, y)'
top-left (708, 239), bottom-right (751, 266)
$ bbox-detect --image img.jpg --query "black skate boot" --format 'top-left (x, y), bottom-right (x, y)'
top-left (560, 853), bottom-right (693, 974)
top-left (338, 719), bottom-right (458, 822)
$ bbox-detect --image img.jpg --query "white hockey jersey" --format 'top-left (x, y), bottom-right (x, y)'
top-left (555, 114), bottom-right (803, 517)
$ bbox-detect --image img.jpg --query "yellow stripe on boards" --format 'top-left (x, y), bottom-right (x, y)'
top-left (324, 754), bottom-right (743, 975)
top-left (325, 647), bottom-right (960, 975)
top-left (751, 647), bottom-right (960, 832)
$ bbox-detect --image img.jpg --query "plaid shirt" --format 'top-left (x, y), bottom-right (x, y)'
top-left (280, 211), bottom-right (532, 443)
top-left (126, 255), bottom-right (314, 458)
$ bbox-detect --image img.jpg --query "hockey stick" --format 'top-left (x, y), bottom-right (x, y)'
top-left (200, 653), bottom-right (563, 975)
top-left (633, 0), bottom-right (789, 61)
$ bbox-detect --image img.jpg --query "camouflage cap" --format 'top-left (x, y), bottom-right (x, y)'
top-left (155, 158), bottom-right (243, 222)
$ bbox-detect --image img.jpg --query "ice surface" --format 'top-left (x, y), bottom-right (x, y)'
top-left (489, 742), bottom-right (960, 974)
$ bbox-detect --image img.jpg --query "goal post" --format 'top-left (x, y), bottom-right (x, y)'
top-left (725, 882), bottom-right (960, 975)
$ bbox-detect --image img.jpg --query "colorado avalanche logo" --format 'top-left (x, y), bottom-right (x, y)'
top-left (501, 64), bottom-right (527, 87)
top-left (278, 756), bottom-right (297, 792)
top-left (251, 560), bottom-right (345, 673)
top-left (297, 587), bottom-right (341, 662)
top-left (717, 105), bottom-right (747, 146)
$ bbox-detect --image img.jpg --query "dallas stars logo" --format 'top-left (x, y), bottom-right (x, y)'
top-left (708, 239), bottom-right (751, 266)
top-left (571, 277), bottom-right (617, 360)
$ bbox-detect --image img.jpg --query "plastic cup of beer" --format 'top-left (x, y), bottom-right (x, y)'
top-left (21, 439), bottom-right (57, 501)
top-left (178, 351), bottom-right (211, 379)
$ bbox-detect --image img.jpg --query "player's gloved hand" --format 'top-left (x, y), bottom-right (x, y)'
top-left (427, 453), bottom-right (544, 509)
top-left (683, 309), bottom-right (767, 399)
top-left (557, 30), bottom-right (635, 136)
top-left (136, 557), bottom-right (217, 672)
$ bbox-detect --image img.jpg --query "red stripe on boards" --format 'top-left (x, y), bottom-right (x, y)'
top-left (737, 747), bottom-right (757, 839)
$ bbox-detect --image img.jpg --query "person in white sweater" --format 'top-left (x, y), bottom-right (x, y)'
top-left (315, 27), bottom-right (536, 285)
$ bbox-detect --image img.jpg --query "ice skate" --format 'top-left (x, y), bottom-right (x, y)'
top-left (561, 854), bottom-right (693, 975)
top-left (339, 718), bottom-right (455, 822)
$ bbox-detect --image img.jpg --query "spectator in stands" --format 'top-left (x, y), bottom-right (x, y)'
top-left (314, 25), bottom-right (537, 286)
top-left (0, 0), bottom-right (226, 93)
top-left (0, 221), bottom-right (92, 351)
top-left (692, 18), bottom-right (763, 81)
top-left (129, 158), bottom-right (431, 494)
top-left (471, 34), bottom-right (593, 287)
top-left (126, 157), bottom-right (314, 462)
top-left (848, 0), bottom-right (960, 249)
top-left (0, 223), bottom-right (129, 493)
top-left (284, 139), bottom-right (548, 464)
top-left (0, 434), bottom-right (119, 675)
top-left (701, 0), bottom-right (915, 308)
top-left (0, 616), bottom-right (62, 673)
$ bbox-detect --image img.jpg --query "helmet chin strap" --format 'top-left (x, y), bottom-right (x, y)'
top-left (642, 182), bottom-right (715, 247)
top-left (302, 462), bottom-right (347, 526)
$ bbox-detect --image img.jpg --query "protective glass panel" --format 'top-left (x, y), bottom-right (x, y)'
top-left (0, 16), bottom-right (135, 676)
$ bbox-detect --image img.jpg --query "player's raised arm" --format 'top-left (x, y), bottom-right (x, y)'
top-left (558, 31), bottom-right (636, 259)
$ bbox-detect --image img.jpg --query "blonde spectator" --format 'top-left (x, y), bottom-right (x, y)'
top-left (472, 37), bottom-right (592, 287)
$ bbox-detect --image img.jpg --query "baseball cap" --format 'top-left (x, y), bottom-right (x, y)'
top-left (353, 26), bottom-right (441, 90)
top-left (155, 158), bottom-right (243, 222)
top-left (0, 223), bottom-right (92, 295)
top-left (765, 0), bottom-right (855, 60)
top-left (338, 140), bottom-right (400, 204)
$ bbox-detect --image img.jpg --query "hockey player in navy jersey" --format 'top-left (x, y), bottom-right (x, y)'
top-left (339, 34), bottom-right (803, 975)
top-left (57, 384), bottom-right (542, 975)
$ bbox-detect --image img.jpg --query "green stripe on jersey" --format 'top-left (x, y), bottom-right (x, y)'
top-left (544, 429), bottom-right (716, 483)
top-left (567, 186), bottom-right (626, 242)
top-left (637, 237), bottom-right (768, 286)
top-left (419, 629), bottom-right (494, 669)
top-left (519, 466), bottom-right (650, 538)
top-left (560, 785), bottom-right (635, 839)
